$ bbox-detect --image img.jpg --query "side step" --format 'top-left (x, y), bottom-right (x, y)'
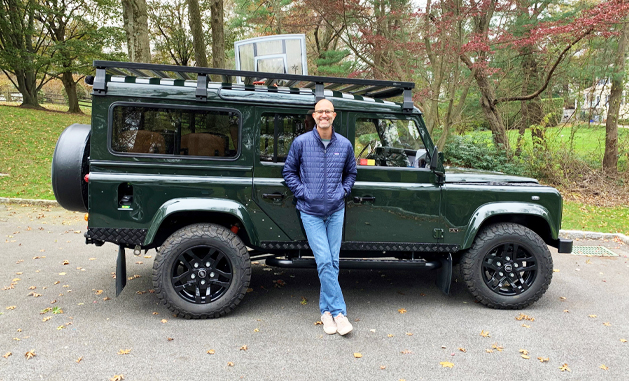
top-left (265, 255), bottom-right (453, 295)
top-left (265, 257), bottom-right (441, 270)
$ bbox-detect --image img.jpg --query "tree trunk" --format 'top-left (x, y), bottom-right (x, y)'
top-left (14, 69), bottom-right (41, 109)
top-left (210, 0), bottom-right (224, 70)
top-left (61, 71), bottom-right (81, 113)
top-left (187, 0), bottom-right (208, 67)
top-left (121, 0), bottom-right (151, 62)
top-left (460, 55), bottom-right (510, 151)
top-left (603, 20), bottom-right (629, 174)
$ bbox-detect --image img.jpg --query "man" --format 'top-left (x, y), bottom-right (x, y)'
top-left (283, 99), bottom-right (357, 336)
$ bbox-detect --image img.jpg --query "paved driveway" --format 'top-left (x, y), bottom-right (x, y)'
top-left (1, 203), bottom-right (628, 380)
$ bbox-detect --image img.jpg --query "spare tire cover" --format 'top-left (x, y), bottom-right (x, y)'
top-left (51, 124), bottom-right (91, 212)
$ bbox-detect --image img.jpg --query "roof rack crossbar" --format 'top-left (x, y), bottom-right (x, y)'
top-left (92, 61), bottom-right (415, 107)
top-left (126, 68), bottom-right (149, 78)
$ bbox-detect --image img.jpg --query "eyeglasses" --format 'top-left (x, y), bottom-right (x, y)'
top-left (314, 109), bottom-right (335, 115)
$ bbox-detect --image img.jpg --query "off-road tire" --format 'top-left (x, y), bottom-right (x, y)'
top-left (461, 223), bottom-right (553, 309)
top-left (153, 223), bottom-right (250, 319)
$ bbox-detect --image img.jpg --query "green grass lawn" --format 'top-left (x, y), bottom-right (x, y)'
top-left (562, 202), bottom-right (629, 234)
top-left (0, 104), bottom-right (90, 199)
top-left (1, 104), bottom-right (627, 234)
top-left (473, 124), bottom-right (629, 170)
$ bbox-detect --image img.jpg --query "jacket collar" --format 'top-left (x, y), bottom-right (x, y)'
top-left (313, 126), bottom-right (337, 143)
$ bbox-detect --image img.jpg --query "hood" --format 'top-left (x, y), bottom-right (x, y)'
top-left (444, 167), bottom-right (539, 184)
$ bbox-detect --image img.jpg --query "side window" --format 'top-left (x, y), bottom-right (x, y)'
top-left (355, 118), bottom-right (427, 168)
top-left (111, 105), bottom-right (239, 158)
top-left (259, 112), bottom-right (315, 162)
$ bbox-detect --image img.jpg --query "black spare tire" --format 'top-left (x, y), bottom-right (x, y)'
top-left (52, 123), bottom-right (90, 212)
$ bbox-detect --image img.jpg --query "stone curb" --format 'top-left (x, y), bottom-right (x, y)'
top-left (1, 197), bottom-right (627, 244)
top-left (0, 197), bottom-right (59, 206)
top-left (560, 230), bottom-right (629, 245)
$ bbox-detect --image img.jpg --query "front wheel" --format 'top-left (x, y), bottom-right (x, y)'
top-left (153, 224), bottom-right (250, 318)
top-left (461, 223), bottom-right (553, 309)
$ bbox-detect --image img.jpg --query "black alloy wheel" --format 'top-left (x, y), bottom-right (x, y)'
top-left (171, 245), bottom-right (233, 304)
top-left (461, 223), bottom-right (553, 309)
top-left (153, 223), bottom-right (250, 319)
top-left (481, 243), bottom-right (537, 296)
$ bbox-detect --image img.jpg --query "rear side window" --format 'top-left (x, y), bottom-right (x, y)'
top-left (259, 112), bottom-right (314, 162)
top-left (111, 105), bottom-right (240, 158)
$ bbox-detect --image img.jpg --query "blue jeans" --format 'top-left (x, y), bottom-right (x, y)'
top-left (300, 208), bottom-right (347, 316)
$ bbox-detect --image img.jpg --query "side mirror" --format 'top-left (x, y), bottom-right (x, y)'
top-left (430, 146), bottom-right (445, 176)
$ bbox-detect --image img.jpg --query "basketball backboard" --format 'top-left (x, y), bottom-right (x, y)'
top-left (234, 34), bottom-right (308, 83)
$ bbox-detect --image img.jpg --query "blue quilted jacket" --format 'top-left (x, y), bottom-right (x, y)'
top-left (282, 128), bottom-right (357, 218)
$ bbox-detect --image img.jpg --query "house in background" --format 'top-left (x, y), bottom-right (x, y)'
top-left (575, 79), bottom-right (629, 123)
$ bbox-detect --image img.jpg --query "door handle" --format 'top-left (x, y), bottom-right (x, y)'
top-left (262, 193), bottom-right (285, 200)
top-left (353, 196), bottom-right (376, 203)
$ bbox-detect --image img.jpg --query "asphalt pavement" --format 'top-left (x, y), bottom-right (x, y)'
top-left (1, 203), bottom-right (628, 380)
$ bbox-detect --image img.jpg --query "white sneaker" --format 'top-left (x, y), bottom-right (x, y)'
top-left (334, 313), bottom-right (353, 335)
top-left (321, 312), bottom-right (337, 335)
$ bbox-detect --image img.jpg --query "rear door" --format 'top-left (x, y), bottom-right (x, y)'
top-left (344, 112), bottom-right (443, 243)
top-left (251, 107), bottom-right (316, 241)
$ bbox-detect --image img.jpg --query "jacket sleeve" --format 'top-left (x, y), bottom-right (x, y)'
top-left (282, 140), bottom-right (305, 199)
top-left (342, 141), bottom-right (357, 195)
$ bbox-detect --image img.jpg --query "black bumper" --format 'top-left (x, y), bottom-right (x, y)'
top-left (555, 238), bottom-right (573, 253)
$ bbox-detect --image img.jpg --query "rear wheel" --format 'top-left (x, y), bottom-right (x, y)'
top-left (461, 223), bottom-right (553, 309)
top-left (153, 223), bottom-right (250, 319)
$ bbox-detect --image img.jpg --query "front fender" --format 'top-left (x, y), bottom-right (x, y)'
top-left (461, 202), bottom-right (556, 250)
top-left (143, 198), bottom-right (259, 246)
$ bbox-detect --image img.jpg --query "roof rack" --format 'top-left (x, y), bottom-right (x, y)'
top-left (91, 60), bottom-right (415, 113)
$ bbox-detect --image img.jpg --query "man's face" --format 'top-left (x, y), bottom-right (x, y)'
top-left (313, 100), bottom-right (336, 129)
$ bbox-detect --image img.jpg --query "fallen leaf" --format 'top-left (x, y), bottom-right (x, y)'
top-left (380, 365), bottom-right (386, 370)
top-left (314, 321), bottom-right (322, 325)
top-left (246, 288), bottom-right (253, 293)
top-left (603, 322), bottom-right (611, 326)
top-left (3, 352), bottom-right (11, 358)
top-left (152, 312), bottom-right (159, 315)
top-left (353, 352), bottom-right (362, 358)
top-left (515, 313), bottom-right (535, 322)
top-left (439, 361), bottom-right (454, 368)
top-left (559, 296), bottom-right (566, 300)
top-left (621, 339), bottom-right (627, 343)
top-left (95, 290), bottom-right (103, 295)
top-left (406, 332), bottom-right (413, 336)
top-left (300, 297), bottom-right (307, 305)
top-left (28, 286), bottom-right (36, 290)
top-left (109, 375), bottom-right (124, 381)
top-left (161, 319), bottom-right (168, 324)
top-left (25, 350), bottom-right (36, 360)
top-left (42, 316), bottom-right (52, 322)
top-left (63, 260), bottom-right (69, 265)
top-left (588, 314), bottom-right (597, 318)
top-left (167, 337), bottom-right (174, 341)
top-left (521, 355), bottom-right (530, 359)
top-left (600, 364), bottom-right (608, 370)
top-left (559, 363), bottom-right (571, 372)
top-left (227, 362), bottom-right (234, 367)
top-left (522, 324), bottom-right (531, 328)
top-left (398, 308), bottom-right (407, 314)
top-left (491, 343), bottom-right (503, 352)
top-left (387, 334), bottom-right (394, 338)
top-left (253, 328), bottom-right (259, 332)
top-left (370, 329), bottom-right (376, 333)
top-left (480, 330), bottom-right (490, 337)
top-left (6, 306), bottom-right (16, 310)
top-left (240, 345), bottom-right (248, 351)
top-left (553, 269), bottom-right (560, 272)
top-left (485, 349), bottom-right (494, 353)
top-left (117, 349), bottom-right (131, 355)
top-left (76, 357), bottom-right (83, 363)
top-left (563, 310), bottom-right (570, 313)
top-left (207, 349), bottom-right (215, 355)
top-left (519, 349), bottom-right (529, 355)
top-left (538, 357), bottom-right (549, 363)
top-left (103, 297), bottom-right (111, 301)
top-left (57, 325), bottom-right (65, 330)
top-left (458, 348), bottom-right (467, 353)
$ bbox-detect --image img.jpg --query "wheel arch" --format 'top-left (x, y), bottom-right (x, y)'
top-left (460, 203), bottom-right (556, 250)
top-left (143, 198), bottom-right (259, 249)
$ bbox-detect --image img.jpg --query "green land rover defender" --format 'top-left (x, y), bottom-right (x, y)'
top-left (51, 61), bottom-right (573, 318)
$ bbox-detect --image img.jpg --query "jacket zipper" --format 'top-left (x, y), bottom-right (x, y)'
top-left (323, 140), bottom-right (327, 214)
